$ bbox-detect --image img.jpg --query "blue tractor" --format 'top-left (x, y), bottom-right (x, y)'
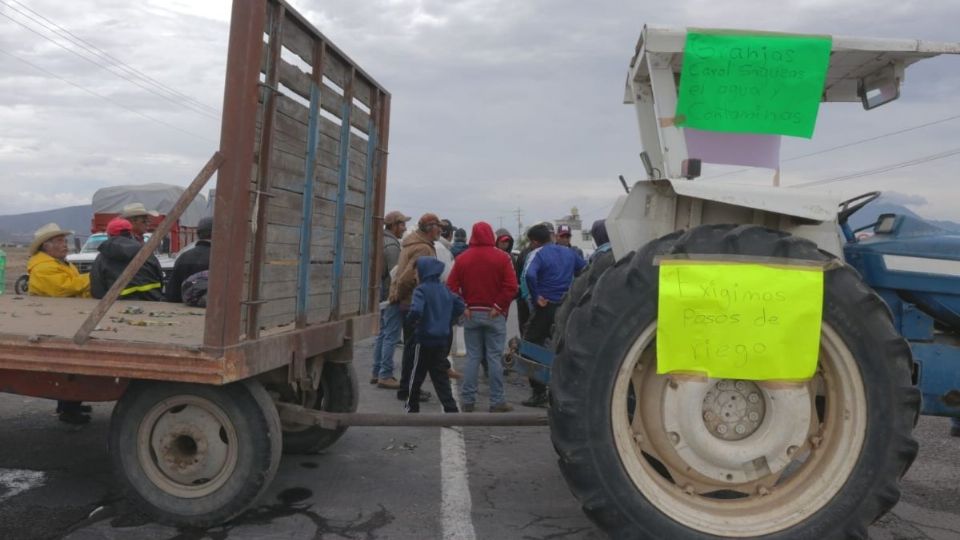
top-left (841, 192), bottom-right (960, 422)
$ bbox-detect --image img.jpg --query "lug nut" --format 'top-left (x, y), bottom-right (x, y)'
top-left (669, 432), bottom-right (680, 445)
top-left (748, 393), bottom-right (760, 403)
top-left (735, 424), bottom-right (746, 434)
top-left (717, 424), bottom-right (728, 435)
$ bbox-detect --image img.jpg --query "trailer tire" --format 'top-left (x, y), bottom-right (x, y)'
top-left (552, 248), bottom-right (616, 352)
top-left (550, 224), bottom-right (919, 539)
top-left (280, 361), bottom-right (359, 455)
top-left (14, 274), bottom-right (28, 295)
top-left (109, 379), bottom-right (282, 528)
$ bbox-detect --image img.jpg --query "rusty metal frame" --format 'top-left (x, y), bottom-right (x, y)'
top-left (205, 0), bottom-right (268, 350)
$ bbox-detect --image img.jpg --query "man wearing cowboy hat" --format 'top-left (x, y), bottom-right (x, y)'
top-left (120, 202), bottom-right (159, 243)
top-left (27, 223), bottom-right (90, 298)
top-left (27, 223), bottom-right (92, 424)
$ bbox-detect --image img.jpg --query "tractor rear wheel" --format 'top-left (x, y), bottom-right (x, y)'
top-left (549, 224), bottom-right (918, 539)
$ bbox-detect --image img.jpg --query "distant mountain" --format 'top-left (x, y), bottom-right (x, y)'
top-left (0, 205), bottom-right (93, 245)
top-left (847, 199), bottom-right (960, 234)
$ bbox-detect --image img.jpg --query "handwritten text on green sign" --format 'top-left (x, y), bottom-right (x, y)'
top-left (675, 32), bottom-right (832, 138)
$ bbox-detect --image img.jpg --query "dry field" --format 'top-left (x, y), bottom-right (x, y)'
top-left (2, 246), bottom-right (29, 294)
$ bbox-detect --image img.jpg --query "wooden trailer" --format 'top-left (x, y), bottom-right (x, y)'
top-left (0, 0), bottom-right (392, 526)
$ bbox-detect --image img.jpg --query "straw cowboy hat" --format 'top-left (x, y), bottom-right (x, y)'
top-left (120, 203), bottom-right (159, 219)
top-left (29, 223), bottom-right (73, 254)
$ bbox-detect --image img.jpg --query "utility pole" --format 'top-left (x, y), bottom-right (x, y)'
top-left (513, 207), bottom-right (523, 239)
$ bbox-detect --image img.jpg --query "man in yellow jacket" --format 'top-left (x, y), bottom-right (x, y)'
top-left (27, 223), bottom-right (92, 423)
top-left (27, 223), bottom-right (91, 298)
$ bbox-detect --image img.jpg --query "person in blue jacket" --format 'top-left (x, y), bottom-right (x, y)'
top-left (522, 225), bottom-right (586, 407)
top-left (406, 256), bottom-right (465, 413)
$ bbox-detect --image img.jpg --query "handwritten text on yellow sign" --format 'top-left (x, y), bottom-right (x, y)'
top-left (656, 261), bottom-right (823, 380)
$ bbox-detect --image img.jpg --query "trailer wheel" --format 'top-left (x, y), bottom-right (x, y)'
top-left (14, 274), bottom-right (28, 295)
top-left (552, 248), bottom-right (616, 352)
top-left (279, 362), bottom-right (358, 455)
top-left (109, 379), bottom-right (282, 528)
top-left (550, 224), bottom-right (919, 539)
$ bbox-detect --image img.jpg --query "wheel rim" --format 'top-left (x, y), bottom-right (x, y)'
top-left (611, 322), bottom-right (867, 537)
top-left (137, 395), bottom-right (239, 498)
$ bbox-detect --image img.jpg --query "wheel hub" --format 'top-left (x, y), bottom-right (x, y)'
top-left (701, 380), bottom-right (765, 441)
top-left (661, 377), bottom-right (811, 484)
top-left (138, 397), bottom-right (239, 498)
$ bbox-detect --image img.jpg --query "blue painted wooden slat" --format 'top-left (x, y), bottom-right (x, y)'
top-left (296, 82), bottom-right (322, 320)
top-left (331, 96), bottom-right (353, 315)
top-left (358, 117), bottom-right (378, 313)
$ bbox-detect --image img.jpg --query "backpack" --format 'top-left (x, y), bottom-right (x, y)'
top-left (182, 270), bottom-right (209, 307)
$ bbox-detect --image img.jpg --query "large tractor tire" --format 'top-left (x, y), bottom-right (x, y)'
top-left (550, 224), bottom-right (918, 539)
top-left (109, 379), bottom-right (282, 528)
top-left (278, 361), bottom-right (359, 455)
top-left (552, 247), bottom-right (617, 352)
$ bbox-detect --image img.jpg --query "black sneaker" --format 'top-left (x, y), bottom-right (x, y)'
top-left (521, 392), bottom-right (549, 408)
top-left (58, 410), bottom-right (91, 425)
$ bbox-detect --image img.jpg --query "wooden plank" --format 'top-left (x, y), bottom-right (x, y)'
top-left (353, 77), bottom-right (374, 109)
top-left (318, 183), bottom-right (364, 206)
top-left (281, 15), bottom-right (314, 65)
top-left (322, 50), bottom-right (350, 90)
top-left (278, 57), bottom-right (312, 102)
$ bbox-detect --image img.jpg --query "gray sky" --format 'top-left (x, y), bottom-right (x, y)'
top-left (1, 0), bottom-right (959, 235)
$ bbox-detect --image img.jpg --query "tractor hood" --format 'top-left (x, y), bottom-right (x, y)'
top-left (666, 179), bottom-right (840, 222)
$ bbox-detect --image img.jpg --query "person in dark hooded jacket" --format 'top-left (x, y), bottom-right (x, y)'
top-left (166, 216), bottom-right (212, 303)
top-left (495, 228), bottom-right (516, 263)
top-left (450, 228), bottom-right (468, 258)
top-left (90, 217), bottom-right (165, 301)
top-left (589, 219), bottom-right (611, 264)
top-left (406, 256), bottom-right (465, 413)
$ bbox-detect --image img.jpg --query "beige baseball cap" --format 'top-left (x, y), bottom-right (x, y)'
top-left (384, 211), bottom-right (411, 225)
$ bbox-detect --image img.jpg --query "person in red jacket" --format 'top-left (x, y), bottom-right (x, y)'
top-left (446, 222), bottom-right (519, 412)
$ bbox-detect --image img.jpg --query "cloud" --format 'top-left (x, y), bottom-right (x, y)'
top-left (0, 0), bottom-right (958, 233)
top-left (879, 191), bottom-right (929, 207)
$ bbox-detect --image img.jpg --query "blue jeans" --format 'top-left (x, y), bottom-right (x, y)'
top-left (461, 311), bottom-right (507, 407)
top-left (371, 303), bottom-right (402, 380)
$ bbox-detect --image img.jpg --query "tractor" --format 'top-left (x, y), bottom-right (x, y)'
top-left (513, 26), bottom-right (960, 538)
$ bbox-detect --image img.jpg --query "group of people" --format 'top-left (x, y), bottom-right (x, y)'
top-left (372, 210), bottom-right (610, 413)
top-left (25, 203), bottom-right (213, 424)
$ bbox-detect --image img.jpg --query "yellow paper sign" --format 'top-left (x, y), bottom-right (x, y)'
top-left (656, 261), bottom-right (823, 380)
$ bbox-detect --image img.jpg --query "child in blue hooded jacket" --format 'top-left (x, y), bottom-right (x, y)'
top-left (406, 256), bottom-right (465, 412)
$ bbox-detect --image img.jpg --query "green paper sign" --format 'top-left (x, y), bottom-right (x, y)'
top-left (675, 31), bottom-right (832, 138)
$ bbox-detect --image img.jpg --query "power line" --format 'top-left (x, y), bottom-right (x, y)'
top-left (0, 46), bottom-right (216, 143)
top-left (5, 0), bottom-right (219, 116)
top-left (4, 0), bottom-right (219, 116)
top-left (790, 146), bottom-right (960, 188)
top-left (702, 112), bottom-right (960, 180)
top-left (0, 2), bottom-right (219, 120)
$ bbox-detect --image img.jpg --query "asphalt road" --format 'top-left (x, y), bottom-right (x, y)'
top-left (0, 334), bottom-right (958, 539)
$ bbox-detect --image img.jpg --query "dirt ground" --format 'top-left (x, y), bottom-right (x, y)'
top-left (2, 246), bottom-right (29, 294)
